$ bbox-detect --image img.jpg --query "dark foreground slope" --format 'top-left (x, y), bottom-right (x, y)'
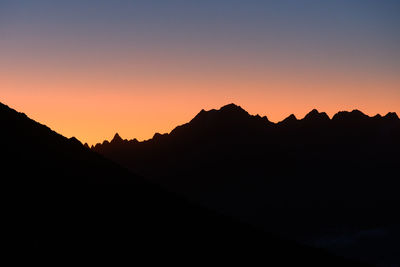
top-left (0, 102), bottom-right (365, 266)
top-left (94, 104), bottom-right (400, 266)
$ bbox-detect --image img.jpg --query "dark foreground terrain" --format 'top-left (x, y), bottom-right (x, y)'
top-left (1, 101), bottom-right (367, 265)
top-left (94, 104), bottom-right (400, 266)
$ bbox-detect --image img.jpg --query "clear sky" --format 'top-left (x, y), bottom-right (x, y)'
top-left (1, 0), bottom-right (399, 144)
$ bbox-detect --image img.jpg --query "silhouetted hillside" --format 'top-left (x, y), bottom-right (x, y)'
top-left (93, 103), bottom-right (400, 266)
top-left (1, 102), bottom-right (366, 265)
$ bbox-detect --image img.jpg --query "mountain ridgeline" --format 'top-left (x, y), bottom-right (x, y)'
top-left (2, 101), bottom-right (371, 265)
top-left (93, 103), bottom-right (400, 265)
top-left (93, 103), bottom-right (399, 209)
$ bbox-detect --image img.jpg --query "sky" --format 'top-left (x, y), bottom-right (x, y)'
top-left (1, 0), bottom-right (399, 144)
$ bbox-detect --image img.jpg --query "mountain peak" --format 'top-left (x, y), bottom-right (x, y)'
top-left (332, 110), bottom-right (368, 121)
top-left (350, 109), bottom-right (367, 117)
top-left (282, 114), bottom-right (297, 122)
top-left (303, 109), bottom-right (330, 121)
top-left (384, 112), bottom-right (399, 120)
top-left (219, 103), bottom-right (247, 113)
top-left (111, 133), bottom-right (123, 143)
top-left (373, 114), bottom-right (382, 119)
top-left (218, 103), bottom-right (250, 118)
top-left (190, 104), bottom-right (249, 124)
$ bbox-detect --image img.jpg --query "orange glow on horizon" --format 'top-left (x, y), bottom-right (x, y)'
top-left (2, 39), bottom-right (399, 145)
top-left (2, 71), bottom-right (399, 145)
top-left (1, 0), bottom-right (400, 146)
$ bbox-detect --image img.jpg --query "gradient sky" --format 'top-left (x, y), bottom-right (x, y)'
top-left (1, 0), bottom-right (399, 144)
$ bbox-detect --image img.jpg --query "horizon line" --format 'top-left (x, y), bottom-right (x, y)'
top-left (86, 103), bottom-right (398, 147)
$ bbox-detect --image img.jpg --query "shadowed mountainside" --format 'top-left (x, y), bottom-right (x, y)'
top-left (93, 103), bottom-right (400, 265)
top-left (1, 101), bottom-right (368, 265)
top-left (94, 103), bottom-right (400, 208)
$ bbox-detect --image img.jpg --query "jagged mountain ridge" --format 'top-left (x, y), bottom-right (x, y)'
top-left (92, 103), bottom-right (400, 265)
top-left (94, 103), bottom-right (399, 148)
top-left (93, 104), bottom-right (400, 196)
top-left (2, 101), bottom-right (368, 265)
top-left (0, 101), bottom-right (136, 184)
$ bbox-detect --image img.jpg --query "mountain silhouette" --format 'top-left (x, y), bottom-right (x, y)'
top-left (303, 109), bottom-right (330, 122)
top-left (278, 113), bottom-right (297, 125)
top-left (93, 103), bottom-right (400, 265)
top-left (1, 101), bottom-right (368, 265)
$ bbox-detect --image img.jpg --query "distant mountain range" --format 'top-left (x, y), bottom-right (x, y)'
top-left (2, 101), bottom-right (368, 265)
top-left (93, 103), bottom-right (399, 209)
top-left (93, 103), bottom-right (400, 266)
